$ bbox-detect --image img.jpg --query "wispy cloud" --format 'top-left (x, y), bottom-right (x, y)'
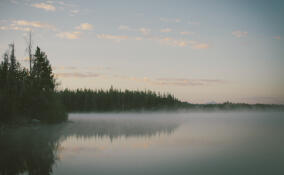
top-left (53, 65), bottom-right (111, 71)
top-left (139, 28), bottom-right (151, 35)
top-left (118, 76), bottom-right (225, 87)
top-left (118, 25), bottom-right (151, 35)
top-left (56, 72), bottom-right (100, 78)
top-left (12, 20), bottom-right (56, 31)
top-left (53, 66), bottom-right (77, 70)
top-left (155, 37), bottom-right (208, 49)
top-left (75, 23), bottom-right (93, 31)
top-left (158, 37), bottom-right (188, 47)
top-left (56, 31), bottom-right (81, 39)
top-left (160, 28), bottom-right (172, 33)
top-left (232, 30), bottom-right (248, 38)
top-left (160, 18), bottom-right (181, 23)
top-left (97, 34), bottom-right (128, 42)
top-left (100, 26), bottom-right (208, 49)
top-left (0, 20), bottom-right (56, 32)
top-left (31, 2), bottom-right (56, 11)
top-left (150, 78), bottom-right (225, 86)
top-left (0, 25), bottom-right (31, 31)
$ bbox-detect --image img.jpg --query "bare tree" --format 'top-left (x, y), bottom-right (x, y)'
top-left (25, 31), bottom-right (33, 72)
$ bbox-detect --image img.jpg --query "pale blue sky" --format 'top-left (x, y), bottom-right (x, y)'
top-left (0, 0), bottom-right (284, 104)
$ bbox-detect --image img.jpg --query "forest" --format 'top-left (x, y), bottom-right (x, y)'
top-left (1, 42), bottom-right (283, 124)
top-left (57, 88), bottom-right (182, 112)
top-left (0, 42), bottom-right (182, 123)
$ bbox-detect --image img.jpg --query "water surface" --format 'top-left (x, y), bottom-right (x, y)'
top-left (1, 112), bottom-right (283, 175)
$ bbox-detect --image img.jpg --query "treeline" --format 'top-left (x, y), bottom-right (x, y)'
top-left (56, 88), bottom-right (182, 112)
top-left (56, 89), bottom-right (284, 112)
top-left (0, 44), bottom-right (67, 123)
top-left (1, 42), bottom-right (283, 124)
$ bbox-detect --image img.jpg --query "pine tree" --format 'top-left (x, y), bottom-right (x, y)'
top-left (28, 47), bottom-right (67, 123)
top-left (31, 47), bottom-right (55, 91)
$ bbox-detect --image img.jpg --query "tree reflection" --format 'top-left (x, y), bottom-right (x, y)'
top-left (0, 117), bottom-right (179, 175)
top-left (0, 125), bottom-right (62, 175)
top-left (62, 117), bottom-right (179, 140)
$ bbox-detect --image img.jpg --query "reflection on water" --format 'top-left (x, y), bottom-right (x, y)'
top-left (0, 125), bottom-right (62, 175)
top-left (0, 112), bottom-right (284, 175)
top-left (63, 114), bottom-right (179, 140)
top-left (0, 113), bottom-right (179, 175)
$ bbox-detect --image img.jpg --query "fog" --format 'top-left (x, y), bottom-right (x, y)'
top-left (1, 111), bottom-right (283, 175)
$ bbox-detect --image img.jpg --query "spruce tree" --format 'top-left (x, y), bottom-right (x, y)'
top-left (29, 47), bottom-right (67, 123)
top-left (31, 47), bottom-right (55, 91)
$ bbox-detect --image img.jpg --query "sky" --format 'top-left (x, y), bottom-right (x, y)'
top-left (0, 0), bottom-right (284, 104)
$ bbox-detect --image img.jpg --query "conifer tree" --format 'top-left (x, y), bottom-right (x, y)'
top-left (31, 47), bottom-right (55, 91)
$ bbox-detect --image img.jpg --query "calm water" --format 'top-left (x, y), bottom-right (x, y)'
top-left (1, 112), bottom-right (284, 175)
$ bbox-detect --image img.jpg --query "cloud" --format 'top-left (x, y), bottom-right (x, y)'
top-left (0, 25), bottom-right (31, 31)
top-left (151, 37), bottom-right (208, 49)
top-left (118, 26), bottom-right (151, 35)
top-left (94, 29), bottom-right (207, 49)
top-left (158, 37), bottom-right (188, 47)
top-left (139, 28), bottom-right (151, 35)
top-left (12, 20), bottom-right (56, 31)
top-left (76, 23), bottom-right (93, 31)
top-left (180, 31), bottom-right (194, 35)
top-left (118, 25), bottom-right (132, 31)
top-left (150, 78), bottom-right (224, 86)
top-left (232, 30), bottom-right (248, 38)
top-left (53, 66), bottom-right (77, 70)
top-left (160, 28), bottom-right (172, 33)
top-left (56, 72), bottom-right (100, 78)
top-left (53, 65), bottom-right (111, 71)
top-left (160, 18), bottom-right (181, 23)
top-left (97, 34), bottom-right (128, 42)
top-left (31, 3), bottom-right (56, 11)
top-left (119, 76), bottom-right (225, 87)
top-left (191, 43), bottom-right (209, 49)
top-left (56, 31), bottom-right (81, 39)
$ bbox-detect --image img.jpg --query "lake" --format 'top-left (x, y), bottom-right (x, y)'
top-left (1, 112), bottom-right (283, 175)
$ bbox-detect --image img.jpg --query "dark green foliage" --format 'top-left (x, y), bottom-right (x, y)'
top-left (0, 44), bottom-right (29, 122)
top-left (0, 44), bottom-right (67, 123)
top-left (31, 47), bottom-right (55, 92)
top-left (56, 88), bottom-right (284, 112)
top-left (57, 88), bottom-right (182, 112)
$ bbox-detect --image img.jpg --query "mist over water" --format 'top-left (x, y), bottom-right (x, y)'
top-left (1, 112), bottom-right (283, 175)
